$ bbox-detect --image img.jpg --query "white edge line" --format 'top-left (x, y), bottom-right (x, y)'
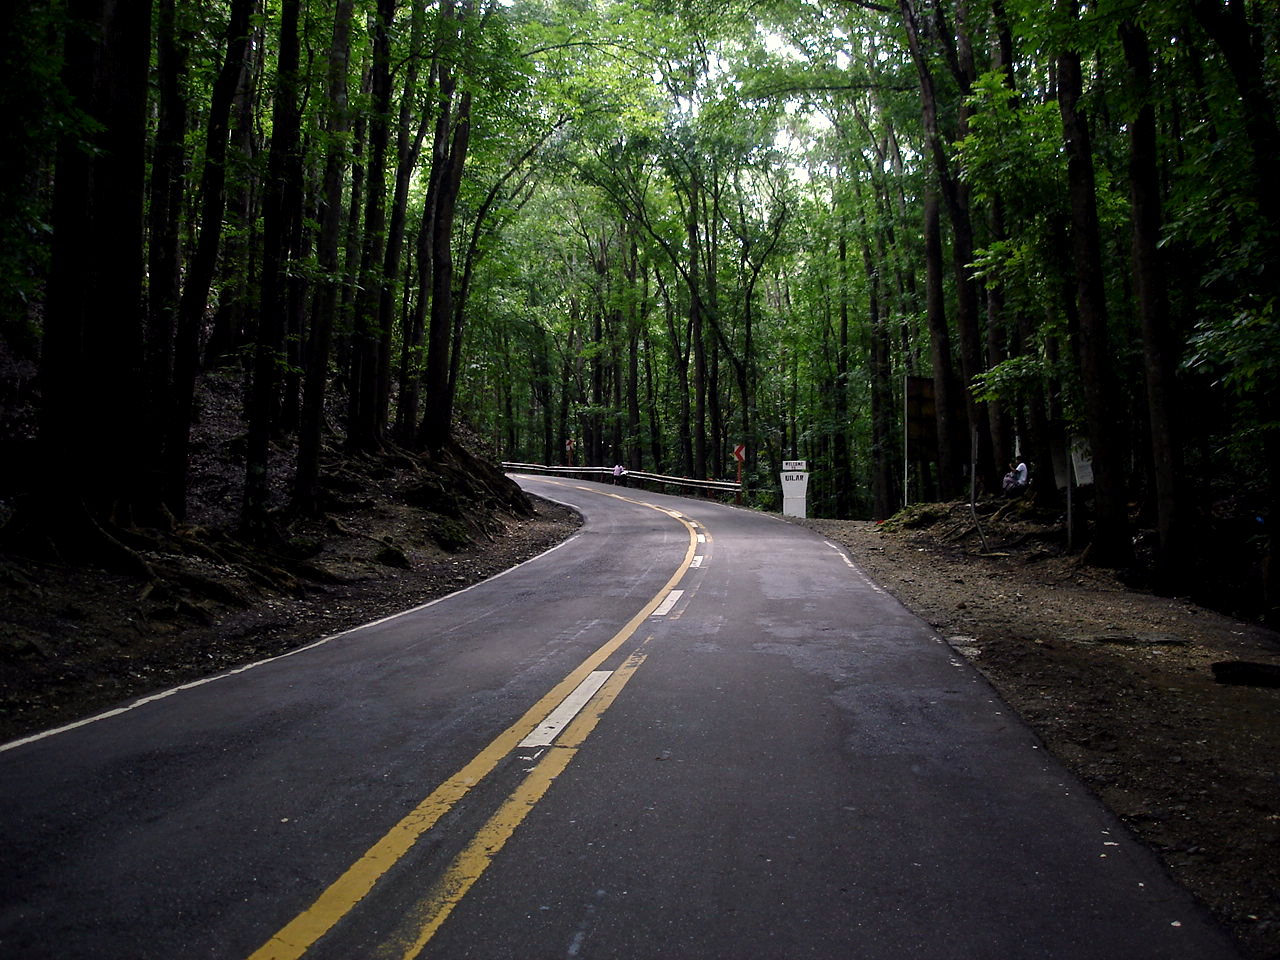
top-left (517, 670), bottom-right (612, 748)
top-left (825, 540), bottom-right (888, 595)
top-left (824, 540), bottom-right (857, 568)
top-left (1, 529), bottom-right (584, 754)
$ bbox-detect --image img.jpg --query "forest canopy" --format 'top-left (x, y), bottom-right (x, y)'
top-left (0, 0), bottom-right (1277, 616)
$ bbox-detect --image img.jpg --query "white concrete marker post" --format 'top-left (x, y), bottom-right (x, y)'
top-left (781, 459), bottom-right (809, 518)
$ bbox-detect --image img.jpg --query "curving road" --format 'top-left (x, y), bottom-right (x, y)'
top-left (0, 476), bottom-right (1242, 959)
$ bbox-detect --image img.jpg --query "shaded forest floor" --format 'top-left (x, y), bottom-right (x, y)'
top-left (2, 419), bottom-right (1278, 958)
top-left (798, 503), bottom-right (1280, 960)
top-left (0, 486), bottom-right (581, 743)
top-left (0, 371), bottom-right (584, 741)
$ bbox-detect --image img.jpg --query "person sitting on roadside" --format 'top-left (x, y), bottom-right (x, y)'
top-left (1003, 459), bottom-right (1028, 496)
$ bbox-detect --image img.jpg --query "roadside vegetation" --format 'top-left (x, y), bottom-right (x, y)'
top-left (2, 1), bottom-right (1279, 614)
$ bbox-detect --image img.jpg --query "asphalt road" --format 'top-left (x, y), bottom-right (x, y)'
top-left (0, 476), bottom-right (1243, 959)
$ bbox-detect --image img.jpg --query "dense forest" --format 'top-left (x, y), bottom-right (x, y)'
top-left (0, 1), bottom-right (1277, 615)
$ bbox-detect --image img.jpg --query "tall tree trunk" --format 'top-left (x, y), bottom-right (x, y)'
top-left (689, 208), bottom-right (707, 479)
top-left (723, 185), bottom-right (783, 477)
top-left (985, 198), bottom-right (1013, 472)
top-left (1191, 0), bottom-right (1280, 621)
top-left (419, 82), bottom-right (472, 454)
top-left (145, 0), bottom-right (186, 518)
top-left (625, 231), bottom-right (643, 470)
top-left (202, 39), bottom-right (261, 370)
top-left (337, 74), bottom-right (370, 383)
top-left (987, 0), bottom-right (1018, 475)
top-left (863, 228), bottom-right (896, 520)
top-left (348, 0), bottom-right (395, 453)
top-left (897, 0), bottom-right (995, 492)
top-left (558, 323), bottom-right (577, 465)
top-left (644, 319), bottom-right (664, 472)
top-left (705, 190), bottom-right (723, 480)
top-left (657, 273), bottom-right (693, 475)
top-left (947, 179), bottom-right (996, 492)
top-left (243, 0), bottom-right (302, 540)
top-left (377, 6), bottom-right (429, 435)
top-left (923, 181), bottom-right (963, 498)
top-left (833, 231), bottom-right (854, 518)
top-left (587, 293), bottom-right (604, 467)
top-left (401, 47), bottom-right (455, 446)
top-left (1058, 18), bottom-right (1131, 566)
top-left (165, 0), bottom-right (253, 519)
top-left (1120, 20), bottom-right (1186, 587)
top-left (38, 0), bottom-right (153, 542)
top-left (533, 322), bottom-right (554, 465)
top-left (612, 307), bottom-right (626, 463)
top-left (295, 0), bottom-right (355, 515)
top-left (398, 202), bottom-right (433, 443)
top-left (1015, 311), bottom-right (1056, 505)
top-left (281, 190), bottom-right (312, 436)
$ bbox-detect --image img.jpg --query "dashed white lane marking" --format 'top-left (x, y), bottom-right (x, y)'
top-left (652, 590), bottom-right (684, 616)
top-left (697, 534), bottom-right (706, 543)
top-left (690, 556), bottom-right (704, 568)
top-left (518, 671), bottom-right (613, 748)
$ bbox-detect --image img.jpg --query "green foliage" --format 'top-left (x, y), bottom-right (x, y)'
top-left (972, 353), bottom-right (1043, 405)
top-left (958, 72), bottom-right (1065, 213)
top-left (0, 2), bottom-right (73, 343)
top-left (10, 0), bottom-right (1279, 580)
top-left (1186, 299), bottom-right (1280, 401)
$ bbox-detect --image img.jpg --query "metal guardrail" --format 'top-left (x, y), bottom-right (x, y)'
top-left (502, 462), bottom-right (741, 495)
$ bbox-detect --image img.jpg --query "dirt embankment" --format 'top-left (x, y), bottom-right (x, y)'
top-left (795, 503), bottom-right (1280, 960)
top-left (0, 453), bottom-right (583, 743)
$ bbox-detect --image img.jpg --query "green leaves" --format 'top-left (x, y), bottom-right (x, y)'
top-left (1186, 299), bottom-right (1280, 399)
top-left (957, 70), bottom-right (1064, 212)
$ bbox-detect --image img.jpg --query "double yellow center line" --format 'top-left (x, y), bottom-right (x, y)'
top-left (249, 492), bottom-right (698, 960)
